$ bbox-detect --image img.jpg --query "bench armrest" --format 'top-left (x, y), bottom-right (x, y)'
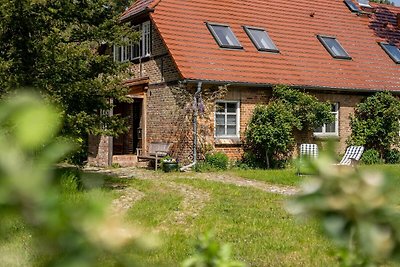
top-left (136, 148), bottom-right (142, 156)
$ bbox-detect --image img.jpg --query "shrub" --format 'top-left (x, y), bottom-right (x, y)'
top-left (245, 85), bottom-right (333, 169)
top-left (361, 149), bottom-right (381, 165)
top-left (384, 149), bottom-right (400, 164)
top-left (205, 152), bottom-right (229, 170)
top-left (348, 92), bottom-right (400, 155)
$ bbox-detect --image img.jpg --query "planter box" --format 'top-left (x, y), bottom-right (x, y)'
top-left (162, 162), bottom-right (179, 172)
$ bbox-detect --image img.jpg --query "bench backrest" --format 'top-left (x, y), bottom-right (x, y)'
top-left (340, 146), bottom-right (364, 165)
top-left (148, 142), bottom-right (172, 157)
top-left (300, 144), bottom-right (318, 159)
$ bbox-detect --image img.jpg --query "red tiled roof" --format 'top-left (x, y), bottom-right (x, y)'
top-left (120, 0), bottom-right (159, 22)
top-left (126, 0), bottom-right (400, 91)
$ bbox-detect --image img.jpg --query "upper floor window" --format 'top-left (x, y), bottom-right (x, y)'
top-left (379, 42), bottom-right (400, 64)
top-left (215, 101), bottom-right (240, 138)
top-left (113, 21), bottom-right (151, 62)
top-left (314, 103), bottom-right (339, 136)
top-left (317, 35), bottom-right (351, 60)
top-left (244, 26), bottom-right (279, 53)
top-left (206, 23), bottom-right (242, 49)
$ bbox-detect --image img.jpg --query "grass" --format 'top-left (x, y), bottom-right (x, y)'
top-left (121, 177), bottom-right (337, 266)
top-left (230, 168), bottom-right (300, 186)
top-left (4, 164), bottom-right (400, 266)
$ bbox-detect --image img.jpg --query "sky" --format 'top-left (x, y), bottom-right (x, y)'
top-left (393, 0), bottom-right (400, 6)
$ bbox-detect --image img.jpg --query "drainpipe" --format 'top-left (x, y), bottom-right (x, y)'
top-left (180, 81), bottom-right (202, 171)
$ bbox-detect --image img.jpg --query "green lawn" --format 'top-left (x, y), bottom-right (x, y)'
top-left (4, 164), bottom-right (400, 266)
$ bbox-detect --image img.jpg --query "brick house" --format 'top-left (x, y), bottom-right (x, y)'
top-left (88, 0), bottom-right (400, 167)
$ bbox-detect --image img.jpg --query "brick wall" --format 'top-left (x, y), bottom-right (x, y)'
top-left (146, 83), bottom-right (193, 163)
top-left (87, 135), bottom-right (111, 167)
top-left (129, 21), bottom-right (180, 84)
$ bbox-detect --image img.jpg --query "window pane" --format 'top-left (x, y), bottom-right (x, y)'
top-left (208, 24), bottom-right (241, 48)
top-left (382, 43), bottom-right (400, 63)
top-left (318, 36), bottom-right (350, 59)
top-left (227, 115), bottom-right (236, 125)
top-left (216, 114), bottom-right (225, 125)
top-left (314, 126), bottom-right (323, 133)
top-left (216, 126), bottom-right (225, 136)
top-left (325, 122), bottom-right (336, 133)
top-left (227, 126), bottom-right (236, 135)
top-left (324, 38), bottom-right (347, 57)
top-left (227, 103), bottom-right (236, 113)
top-left (216, 103), bottom-right (225, 112)
top-left (247, 28), bottom-right (278, 51)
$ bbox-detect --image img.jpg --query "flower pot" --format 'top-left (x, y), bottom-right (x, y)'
top-left (162, 162), bottom-right (179, 172)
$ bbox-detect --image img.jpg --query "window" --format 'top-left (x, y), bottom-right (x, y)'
top-left (243, 26), bottom-right (279, 53)
top-left (344, 0), bottom-right (360, 12)
top-left (113, 21), bottom-right (151, 62)
top-left (317, 35), bottom-right (351, 60)
top-left (379, 42), bottom-right (400, 64)
top-left (215, 101), bottom-right (240, 138)
top-left (206, 23), bottom-right (242, 49)
top-left (357, 0), bottom-right (371, 7)
top-left (314, 103), bottom-right (339, 136)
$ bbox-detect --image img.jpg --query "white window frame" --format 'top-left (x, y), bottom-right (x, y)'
top-left (215, 101), bottom-right (240, 139)
top-left (314, 103), bottom-right (339, 137)
top-left (113, 21), bottom-right (151, 62)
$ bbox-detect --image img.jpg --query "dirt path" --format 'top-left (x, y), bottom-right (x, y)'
top-left (111, 187), bottom-right (145, 215)
top-left (155, 182), bottom-right (210, 233)
top-left (194, 173), bottom-right (299, 195)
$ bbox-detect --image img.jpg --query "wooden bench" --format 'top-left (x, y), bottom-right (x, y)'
top-left (137, 142), bottom-right (172, 170)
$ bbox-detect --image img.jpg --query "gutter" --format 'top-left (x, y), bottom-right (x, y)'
top-left (180, 81), bottom-right (203, 172)
top-left (181, 79), bottom-right (400, 95)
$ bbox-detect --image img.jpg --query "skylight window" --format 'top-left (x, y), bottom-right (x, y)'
top-left (379, 42), bottom-right (400, 64)
top-left (357, 0), bottom-right (371, 7)
top-left (206, 23), bottom-right (242, 49)
top-left (344, 0), bottom-right (360, 12)
top-left (243, 26), bottom-right (279, 53)
top-left (317, 35), bottom-right (351, 60)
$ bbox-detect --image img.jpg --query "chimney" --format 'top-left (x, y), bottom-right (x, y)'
top-left (397, 13), bottom-right (400, 28)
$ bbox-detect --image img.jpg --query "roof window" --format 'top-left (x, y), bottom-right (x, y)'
top-left (344, 0), bottom-right (360, 12)
top-left (206, 23), bottom-right (242, 49)
top-left (379, 42), bottom-right (400, 64)
top-left (357, 0), bottom-right (371, 7)
top-left (317, 35), bottom-right (351, 60)
top-left (243, 26), bottom-right (279, 53)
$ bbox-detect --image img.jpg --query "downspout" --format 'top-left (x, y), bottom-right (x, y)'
top-left (180, 81), bottom-right (202, 171)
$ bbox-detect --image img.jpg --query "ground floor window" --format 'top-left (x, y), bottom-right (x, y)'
top-left (215, 101), bottom-right (240, 138)
top-left (314, 103), bottom-right (339, 136)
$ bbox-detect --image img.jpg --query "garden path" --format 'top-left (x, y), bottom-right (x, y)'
top-left (85, 167), bottom-right (298, 228)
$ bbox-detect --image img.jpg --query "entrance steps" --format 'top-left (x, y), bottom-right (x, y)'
top-left (112, 155), bottom-right (147, 168)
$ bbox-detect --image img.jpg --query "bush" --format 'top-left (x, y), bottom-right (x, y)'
top-left (245, 85), bottom-right (333, 169)
top-left (205, 152), bottom-right (229, 170)
top-left (361, 149), bottom-right (381, 165)
top-left (384, 149), bottom-right (400, 164)
top-left (348, 92), bottom-right (400, 155)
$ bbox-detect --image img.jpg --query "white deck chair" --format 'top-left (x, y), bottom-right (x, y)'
top-left (338, 146), bottom-right (364, 166)
top-left (298, 144), bottom-right (319, 175)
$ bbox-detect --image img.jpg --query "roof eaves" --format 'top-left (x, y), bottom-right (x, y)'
top-left (181, 79), bottom-right (400, 94)
top-left (119, 7), bottom-right (154, 23)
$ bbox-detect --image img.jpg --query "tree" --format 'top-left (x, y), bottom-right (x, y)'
top-left (0, 0), bottom-right (138, 163)
top-left (245, 85), bottom-right (333, 168)
top-left (347, 92), bottom-right (400, 157)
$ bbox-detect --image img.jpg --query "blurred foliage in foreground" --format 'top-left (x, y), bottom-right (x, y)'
top-left (0, 92), bottom-right (155, 266)
top-left (182, 232), bottom-right (246, 267)
top-left (288, 153), bottom-right (400, 267)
